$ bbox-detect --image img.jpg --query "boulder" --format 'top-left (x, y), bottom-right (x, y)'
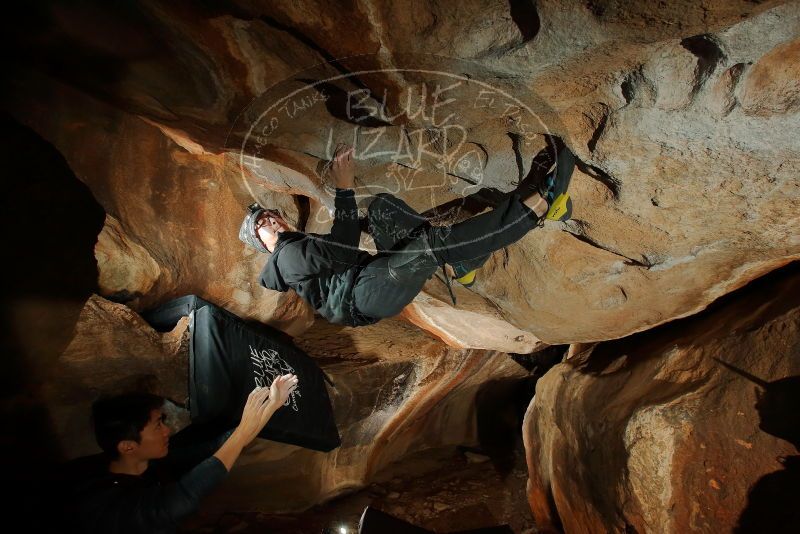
top-left (523, 265), bottom-right (800, 533)
top-left (6, 0), bottom-right (798, 344)
top-left (2, 0), bottom-right (799, 520)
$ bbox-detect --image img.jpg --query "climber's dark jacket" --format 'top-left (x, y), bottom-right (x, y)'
top-left (259, 188), bottom-right (379, 327)
top-left (64, 428), bottom-right (231, 534)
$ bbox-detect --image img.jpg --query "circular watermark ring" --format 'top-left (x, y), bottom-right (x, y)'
top-left (230, 53), bottom-right (567, 261)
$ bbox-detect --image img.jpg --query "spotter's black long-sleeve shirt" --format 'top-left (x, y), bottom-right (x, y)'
top-left (66, 428), bottom-right (231, 534)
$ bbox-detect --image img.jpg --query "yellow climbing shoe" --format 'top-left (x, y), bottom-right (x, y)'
top-left (542, 146), bottom-right (575, 222)
top-left (546, 193), bottom-right (572, 221)
top-left (454, 269), bottom-right (477, 288)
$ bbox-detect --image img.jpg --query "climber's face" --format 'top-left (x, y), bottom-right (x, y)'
top-left (255, 211), bottom-right (288, 252)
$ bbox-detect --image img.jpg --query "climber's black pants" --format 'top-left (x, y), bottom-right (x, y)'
top-left (352, 193), bottom-right (540, 318)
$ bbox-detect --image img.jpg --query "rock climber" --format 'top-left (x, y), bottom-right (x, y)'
top-left (65, 375), bottom-right (298, 533)
top-left (239, 142), bottom-right (575, 327)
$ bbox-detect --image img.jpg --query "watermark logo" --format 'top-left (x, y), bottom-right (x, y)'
top-left (231, 54), bottom-right (562, 261)
top-left (249, 345), bottom-right (301, 411)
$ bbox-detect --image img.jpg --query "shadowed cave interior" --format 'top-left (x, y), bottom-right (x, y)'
top-left (2, 1), bottom-right (799, 533)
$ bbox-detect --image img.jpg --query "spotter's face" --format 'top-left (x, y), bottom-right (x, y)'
top-left (119, 408), bottom-right (171, 461)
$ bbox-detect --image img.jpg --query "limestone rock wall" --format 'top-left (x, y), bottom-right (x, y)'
top-left (7, 0), bottom-right (798, 346)
top-left (7, 79), bottom-right (314, 336)
top-left (523, 265), bottom-right (800, 533)
top-left (2, 0), bottom-right (799, 524)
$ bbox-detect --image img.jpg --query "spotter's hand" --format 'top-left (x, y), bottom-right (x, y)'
top-left (267, 373), bottom-right (299, 409)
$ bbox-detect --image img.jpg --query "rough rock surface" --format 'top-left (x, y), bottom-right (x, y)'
top-left (54, 295), bottom-right (527, 512)
top-left (9, 78), bottom-right (315, 335)
top-left (523, 266), bottom-right (800, 533)
top-left (2, 0), bottom-right (799, 524)
top-left (401, 280), bottom-right (544, 353)
top-left (7, 0), bottom-right (799, 345)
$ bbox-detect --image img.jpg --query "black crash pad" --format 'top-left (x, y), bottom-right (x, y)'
top-left (142, 295), bottom-right (340, 452)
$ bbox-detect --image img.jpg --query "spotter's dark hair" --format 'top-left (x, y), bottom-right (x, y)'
top-left (91, 392), bottom-right (164, 458)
